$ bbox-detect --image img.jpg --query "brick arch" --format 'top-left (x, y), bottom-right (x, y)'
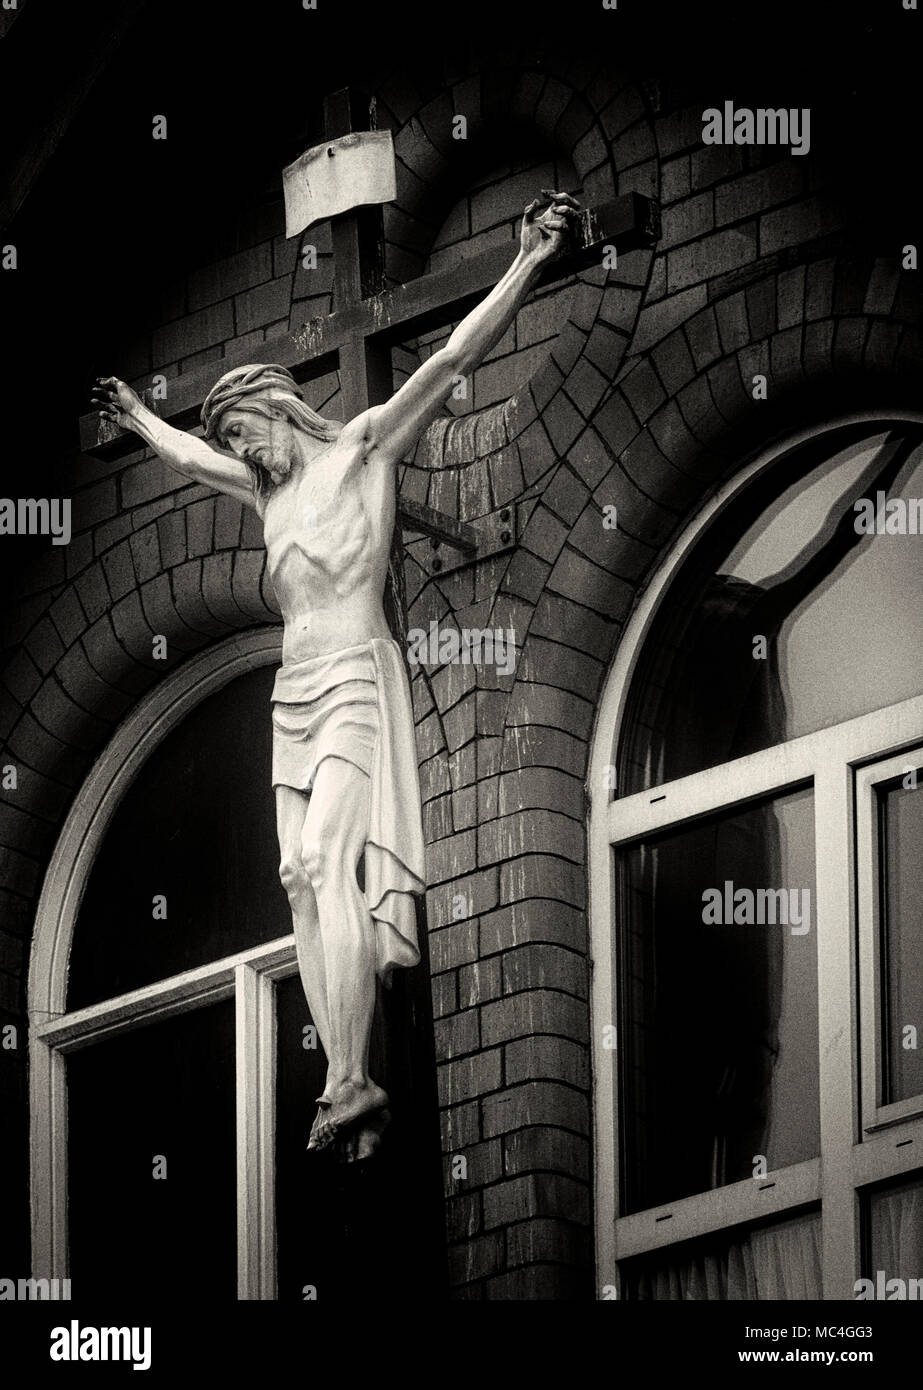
top-left (399, 68), bottom-right (659, 840)
top-left (0, 517), bottom-right (280, 991)
top-left (599, 256), bottom-right (922, 531)
top-left (392, 255), bottom-right (919, 818)
top-left (500, 251), bottom-right (923, 718)
top-left (457, 249), bottom-right (923, 953)
top-left (383, 67), bottom-right (632, 264)
top-left (381, 66), bottom-right (658, 525)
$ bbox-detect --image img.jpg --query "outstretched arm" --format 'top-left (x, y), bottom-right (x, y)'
top-left (92, 377), bottom-right (257, 509)
top-left (361, 190), bottom-right (580, 468)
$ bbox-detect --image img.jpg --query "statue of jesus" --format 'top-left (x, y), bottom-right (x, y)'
top-left (93, 190), bottom-right (580, 1163)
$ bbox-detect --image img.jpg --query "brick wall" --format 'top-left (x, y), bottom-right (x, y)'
top-left (1, 45), bottom-right (921, 1296)
top-left (395, 151), bottom-right (582, 418)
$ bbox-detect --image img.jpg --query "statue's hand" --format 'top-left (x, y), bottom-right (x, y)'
top-left (520, 189), bottom-right (581, 264)
top-left (91, 376), bottom-right (146, 432)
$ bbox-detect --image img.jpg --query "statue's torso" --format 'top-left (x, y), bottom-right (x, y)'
top-left (261, 431), bottom-right (395, 664)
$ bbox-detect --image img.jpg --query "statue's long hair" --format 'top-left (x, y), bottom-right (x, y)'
top-left (201, 363), bottom-right (343, 497)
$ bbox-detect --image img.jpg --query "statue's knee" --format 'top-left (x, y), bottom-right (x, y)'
top-left (300, 838), bottom-right (329, 892)
top-left (279, 850), bottom-right (309, 902)
top-left (302, 836), bottom-right (358, 892)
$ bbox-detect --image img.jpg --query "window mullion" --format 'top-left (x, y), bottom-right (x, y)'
top-left (607, 738), bottom-right (819, 845)
top-left (590, 831), bottom-right (618, 1296)
top-left (235, 962), bottom-right (278, 1300)
top-left (856, 747), bottom-right (923, 1137)
top-left (613, 1158), bottom-right (821, 1259)
top-left (854, 1115), bottom-right (923, 1187)
top-left (29, 1038), bottom-right (68, 1283)
top-left (35, 936), bottom-right (296, 1054)
top-left (814, 758), bottom-right (860, 1299)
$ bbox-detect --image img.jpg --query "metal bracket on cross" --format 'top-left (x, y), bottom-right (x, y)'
top-left (401, 499), bottom-right (517, 577)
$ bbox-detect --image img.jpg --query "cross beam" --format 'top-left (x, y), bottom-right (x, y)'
top-left (81, 84), bottom-right (658, 571)
top-left (78, 192), bottom-right (659, 463)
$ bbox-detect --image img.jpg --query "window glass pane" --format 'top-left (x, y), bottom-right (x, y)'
top-left (274, 963), bottom-right (447, 1301)
top-left (864, 1174), bottom-right (923, 1290)
top-left (275, 972), bottom-right (343, 1301)
top-left (68, 664), bottom-right (291, 1009)
top-left (620, 1208), bottom-right (821, 1301)
top-left (617, 787), bottom-right (818, 1215)
top-left (879, 777), bottom-right (923, 1105)
top-left (67, 1002), bottom-right (237, 1300)
top-left (620, 424), bottom-right (923, 793)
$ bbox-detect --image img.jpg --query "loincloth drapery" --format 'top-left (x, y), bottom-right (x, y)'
top-left (270, 637), bottom-right (425, 985)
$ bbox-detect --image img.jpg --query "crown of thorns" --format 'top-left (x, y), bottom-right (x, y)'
top-left (200, 364), bottom-right (308, 439)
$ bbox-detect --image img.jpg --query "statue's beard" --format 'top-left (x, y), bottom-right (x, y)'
top-left (253, 447), bottom-right (294, 484)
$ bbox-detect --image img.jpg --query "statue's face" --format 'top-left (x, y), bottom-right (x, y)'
top-left (218, 406), bottom-right (297, 485)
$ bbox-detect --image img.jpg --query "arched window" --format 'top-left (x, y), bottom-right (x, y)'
top-left (29, 630), bottom-right (443, 1301)
top-left (589, 414), bottom-right (923, 1300)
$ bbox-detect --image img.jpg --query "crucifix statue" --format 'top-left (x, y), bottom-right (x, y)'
top-left (84, 87), bottom-right (657, 1171)
top-left (92, 186), bottom-right (582, 1162)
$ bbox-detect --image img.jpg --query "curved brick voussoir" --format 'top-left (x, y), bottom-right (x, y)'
top-left (619, 429), bottom-right (702, 514)
top-left (22, 671), bottom-right (112, 759)
top-left (0, 556), bottom-right (281, 987)
top-left (231, 549), bottom-right (279, 625)
top-left (79, 614), bottom-right (155, 699)
top-left (646, 397), bottom-right (728, 488)
top-left (394, 120), bottom-right (452, 199)
top-left (393, 63), bottom-right (653, 534)
top-left (197, 552), bottom-right (259, 632)
top-left (137, 575), bottom-right (208, 657)
top-left (550, 322), bottom-right (590, 384)
top-left (55, 641), bottom-right (136, 727)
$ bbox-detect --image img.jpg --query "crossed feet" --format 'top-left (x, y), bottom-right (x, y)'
top-left (307, 1079), bottom-right (390, 1163)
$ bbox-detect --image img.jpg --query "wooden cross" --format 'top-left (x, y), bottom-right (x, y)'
top-left (74, 88), bottom-right (660, 1234)
top-left (81, 86), bottom-right (659, 620)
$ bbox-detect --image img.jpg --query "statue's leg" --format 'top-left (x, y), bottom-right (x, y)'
top-left (301, 755), bottom-right (388, 1144)
top-left (275, 784), bottom-right (335, 1103)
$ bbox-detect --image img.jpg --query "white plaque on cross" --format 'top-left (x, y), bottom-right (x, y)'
top-left (282, 129), bottom-right (396, 237)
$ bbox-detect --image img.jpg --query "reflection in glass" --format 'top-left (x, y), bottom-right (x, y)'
top-left (274, 965), bottom-right (447, 1301)
top-left (620, 424), bottom-right (923, 793)
top-left (68, 665), bottom-right (291, 1009)
top-left (621, 1208), bottom-right (822, 1300)
top-left (275, 971), bottom-right (352, 1301)
top-left (880, 778), bottom-right (923, 1105)
top-left (865, 1174), bottom-right (923, 1285)
top-left (67, 1002), bottom-right (237, 1300)
top-left (617, 788), bottom-right (818, 1215)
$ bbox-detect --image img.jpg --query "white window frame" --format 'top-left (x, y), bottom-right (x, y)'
top-left (28, 626), bottom-right (297, 1300)
top-left (587, 411), bottom-right (923, 1300)
top-left (857, 749), bottom-right (923, 1137)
